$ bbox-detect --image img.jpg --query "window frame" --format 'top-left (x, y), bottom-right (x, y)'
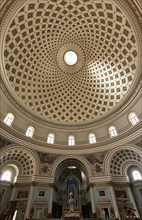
top-left (3, 113), bottom-right (14, 126)
top-left (132, 170), bottom-right (142, 181)
top-left (25, 126), bottom-right (34, 138)
top-left (68, 135), bottom-right (75, 146)
top-left (89, 133), bottom-right (96, 144)
top-left (109, 126), bottom-right (118, 137)
top-left (47, 133), bottom-right (55, 144)
top-left (129, 112), bottom-right (139, 125)
top-left (1, 170), bottom-right (11, 182)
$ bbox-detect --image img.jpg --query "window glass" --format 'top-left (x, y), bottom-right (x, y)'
top-left (132, 170), bottom-right (142, 181)
top-left (89, 133), bottom-right (96, 144)
top-left (68, 135), bottom-right (75, 146)
top-left (4, 113), bottom-right (14, 126)
top-left (1, 171), bottom-right (11, 181)
top-left (25, 126), bottom-right (34, 137)
top-left (47, 133), bottom-right (55, 144)
top-left (129, 112), bottom-right (139, 125)
top-left (109, 126), bottom-right (118, 137)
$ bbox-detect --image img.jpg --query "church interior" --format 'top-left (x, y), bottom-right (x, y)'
top-left (0, 0), bottom-right (142, 220)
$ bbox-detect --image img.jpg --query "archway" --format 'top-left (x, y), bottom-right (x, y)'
top-left (51, 156), bottom-right (93, 218)
top-left (0, 145), bottom-right (40, 220)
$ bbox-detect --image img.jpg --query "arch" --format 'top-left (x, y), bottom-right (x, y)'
top-left (1, 161), bottom-right (21, 175)
top-left (50, 155), bottom-right (93, 179)
top-left (0, 145), bottom-right (40, 176)
top-left (122, 162), bottom-right (142, 177)
top-left (1, 165), bottom-right (18, 183)
top-left (104, 145), bottom-right (142, 176)
top-left (3, 113), bottom-right (14, 126)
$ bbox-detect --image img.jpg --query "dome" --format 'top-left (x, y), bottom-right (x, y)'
top-left (0, 0), bottom-right (141, 151)
top-left (0, 2), bottom-right (142, 218)
top-left (1, 0), bottom-right (141, 127)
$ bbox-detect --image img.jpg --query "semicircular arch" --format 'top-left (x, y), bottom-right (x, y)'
top-left (50, 154), bottom-right (93, 178)
top-left (104, 145), bottom-right (142, 176)
top-left (0, 144), bottom-right (40, 176)
top-left (122, 161), bottom-right (142, 177)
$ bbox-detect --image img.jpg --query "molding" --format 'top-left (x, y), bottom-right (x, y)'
top-left (89, 175), bottom-right (129, 184)
top-left (0, 119), bottom-right (141, 153)
top-left (50, 154), bottom-right (93, 177)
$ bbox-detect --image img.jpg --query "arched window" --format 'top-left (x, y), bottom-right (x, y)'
top-left (132, 170), bottom-right (142, 181)
top-left (47, 133), bottom-right (55, 144)
top-left (129, 112), bottom-right (139, 125)
top-left (89, 133), bottom-right (96, 144)
top-left (68, 135), bottom-right (75, 146)
top-left (3, 113), bottom-right (14, 126)
top-left (109, 126), bottom-right (118, 137)
top-left (25, 126), bottom-right (34, 137)
top-left (1, 171), bottom-right (11, 181)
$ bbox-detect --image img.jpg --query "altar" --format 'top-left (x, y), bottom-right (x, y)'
top-left (63, 208), bottom-right (82, 220)
top-left (64, 212), bottom-right (80, 219)
top-left (62, 177), bottom-right (82, 220)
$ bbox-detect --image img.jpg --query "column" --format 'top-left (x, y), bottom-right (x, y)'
top-left (10, 184), bottom-right (17, 201)
top-left (24, 183), bottom-right (35, 220)
top-left (127, 186), bottom-right (140, 218)
top-left (90, 184), bottom-right (96, 214)
top-left (110, 185), bottom-right (120, 219)
top-left (48, 185), bottom-right (54, 215)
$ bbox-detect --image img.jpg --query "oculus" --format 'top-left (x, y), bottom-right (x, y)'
top-left (64, 51), bottom-right (78, 66)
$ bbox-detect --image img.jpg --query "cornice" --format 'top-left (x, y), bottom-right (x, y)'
top-left (89, 175), bottom-right (129, 184)
top-left (16, 175), bottom-right (55, 184)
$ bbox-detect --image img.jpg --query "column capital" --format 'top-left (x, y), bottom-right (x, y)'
top-left (13, 182), bottom-right (18, 187)
top-left (49, 183), bottom-right (55, 188)
top-left (106, 181), bottom-right (113, 186)
top-left (31, 181), bottom-right (36, 186)
top-left (89, 183), bottom-right (94, 187)
top-left (125, 182), bottom-right (131, 187)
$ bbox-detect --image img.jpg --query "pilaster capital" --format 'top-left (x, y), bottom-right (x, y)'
top-left (13, 182), bottom-right (18, 187)
top-left (107, 181), bottom-right (114, 187)
top-left (31, 181), bottom-right (36, 187)
top-left (49, 183), bottom-right (55, 188)
top-left (88, 183), bottom-right (94, 188)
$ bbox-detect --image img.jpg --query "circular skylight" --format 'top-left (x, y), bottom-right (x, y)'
top-left (64, 51), bottom-right (78, 65)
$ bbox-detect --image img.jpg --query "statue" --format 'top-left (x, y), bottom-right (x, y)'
top-left (41, 163), bottom-right (48, 173)
top-left (95, 163), bottom-right (101, 172)
top-left (68, 192), bottom-right (74, 213)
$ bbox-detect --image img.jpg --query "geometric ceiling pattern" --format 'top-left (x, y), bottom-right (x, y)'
top-left (0, 147), bottom-right (36, 176)
top-left (109, 149), bottom-right (141, 176)
top-left (2, 0), bottom-right (138, 124)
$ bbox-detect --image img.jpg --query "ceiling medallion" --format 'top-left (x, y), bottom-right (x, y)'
top-left (56, 42), bottom-right (86, 74)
